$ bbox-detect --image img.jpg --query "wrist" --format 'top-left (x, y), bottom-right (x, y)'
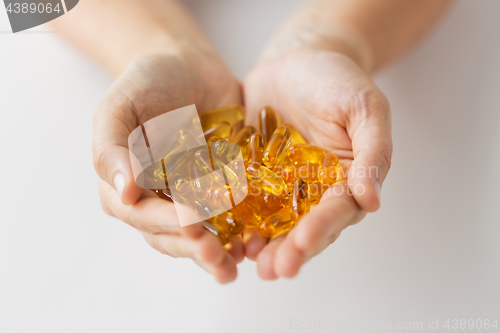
top-left (258, 26), bottom-right (374, 74)
top-left (111, 32), bottom-right (224, 76)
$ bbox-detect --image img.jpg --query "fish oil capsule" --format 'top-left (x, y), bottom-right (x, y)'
top-left (178, 129), bottom-right (202, 148)
top-left (260, 192), bottom-right (284, 218)
top-left (308, 182), bottom-right (329, 203)
top-left (259, 106), bottom-right (281, 141)
top-left (153, 188), bottom-right (173, 202)
top-left (282, 162), bottom-right (320, 184)
top-left (247, 163), bottom-right (288, 197)
top-left (288, 144), bottom-right (325, 164)
top-left (286, 124), bottom-right (307, 144)
top-left (290, 179), bottom-right (310, 220)
top-left (230, 126), bottom-right (257, 160)
top-left (262, 125), bottom-right (293, 167)
top-left (259, 208), bottom-right (295, 238)
top-left (199, 105), bottom-right (246, 133)
top-left (245, 181), bottom-right (283, 218)
top-left (247, 133), bottom-right (267, 166)
top-left (230, 200), bottom-right (261, 227)
top-left (205, 185), bottom-right (233, 212)
top-left (214, 211), bottom-right (244, 235)
top-left (202, 121), bottom-right (233, 141)
top-left (207, 137), bottom-right (227, 165)
top-left (203, 220), bottom-right (230, 245)
top-left (318, 153), bottom-right (340, 186)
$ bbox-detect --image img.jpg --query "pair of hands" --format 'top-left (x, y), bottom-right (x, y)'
top-left (94, 42), bottom-right (392, 283)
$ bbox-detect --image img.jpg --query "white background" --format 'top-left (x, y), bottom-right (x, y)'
top-left (0, 0), bottom-right (499, 332)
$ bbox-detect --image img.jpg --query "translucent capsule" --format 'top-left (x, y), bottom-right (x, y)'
top-left (153, 188), bottom-right (173, 202)
top-left (262, 125), bottom-right (293, 167)
top-left (318, 153), bottom-right (340, 186)
top-left (199, 105), bottom-right (246, 133)
top-left (308, 182), bottom-right (329, 203)
top-left (288, 144), bottom-right (325, 164)
top-left (260, 192), bottom-right (284, 218)
top-left (202, 121), bottom-right (232, 141)
top-left (287, 124), bottom-right (307, 144)
top-left (230, 200), bottom-right (261, 227)
top-left (230, 126), bottom-right (257, 160)
top-left (259, 208), bottom-right (295, 238)
top-left (178, 129), bottom-right (202, 148)
top-left (214, 211), bottom-right (244, 235)
top-left (290, 179), bottom-right (310, 220)
top-left (203, 220), bottom-right (230, 245)
top-left (322, 152), bottom-right (339, 167)
top-left (152, 144), bottom-right (191, 185)
top-left (259, 106), bottom-right (281, 141)
top-left (205, 185), bottom-right (232, 209)
top-left (247, 133), bottom-right (267, 166)
top-left (282, 162), bottom-right (320, 184)
top-left (207, 137), bottom-right (227, 165)
top-left (247, 163), bottom-right (287, 197)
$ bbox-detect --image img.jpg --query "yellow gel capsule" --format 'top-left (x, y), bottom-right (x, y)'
top-left (322, 153), bottom-right (339, 167)
top-left (259, 106), bottom-right (281, 141)
top-left (259, 208), bottom-right (295, 238)
top-left (318, 153), bottom-right (340, 186)
top-left (247, 133), bottom-right (267, 166)
top-left (282, 162), bottom-right (320, 184)
top-left (202, 121), bottom-right (232, 141)
top-left (214, 211), bottom-right (244, 235)
top-left (199, 105), bottom-right (246, 132)
top-left (207, 137), bottom-right (227, 165)
top-left (205, 185), bottom-right (233, 211)
top-left (230, 200), bottom-right (261, 227)
top-left (260, 192), bottom-right (284, 218)
top-left (203, 220), bottom-right (230, 245)
top-left (262, 125), bottom-right (293, 167)
top-left (288, 144), bottom-right (325, 164)
top-left (308, 182), bottom-right (329, 203)
top-left (153, 189), bottom-right (173, 202)
top-left (230, 126), bottom-right (257, 160)
top-left (290, 179), bottom-right (310, 220)
top-left (247, 163), bottom-right (287, 197)
top-left (286, 124), bottom-right (307, 144)
top-left (178, 129), bottom-right (201, 147)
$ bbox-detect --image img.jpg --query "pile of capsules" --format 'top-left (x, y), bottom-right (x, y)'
top-left (152, 105), bottom-right (342, 244)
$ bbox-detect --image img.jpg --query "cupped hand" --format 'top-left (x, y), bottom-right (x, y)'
top-left (243, 48), bottom-right (393, 279)
top-left (93, 47), bottom-right (244, 283)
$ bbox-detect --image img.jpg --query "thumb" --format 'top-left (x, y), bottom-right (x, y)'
top-left (348, 96), bottom-right (392, 213)
top-left (92, 89), bottom-right (143, 205)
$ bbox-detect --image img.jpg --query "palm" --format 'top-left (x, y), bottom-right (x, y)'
top-left (246, 50), bottom-right (381, 161)
top-left (109, 53), bottom-right (242, 127)
top-left (243, 50), bottom-right (392, 279)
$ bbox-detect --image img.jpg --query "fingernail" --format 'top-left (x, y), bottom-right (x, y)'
top-left (373, 182), bottom-right (381, 203)
top-left (113, 173), bottom-right (126, 198)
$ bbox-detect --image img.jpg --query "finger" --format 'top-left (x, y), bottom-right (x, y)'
top-left (99, 179), bottom-right (205, 238)
top-left (243, 227), bottom-right (268, 261)
top-left (256, 236), bottom-right (286, 280)
top-left (224, 235), bottom-right (246, 264)
top-left (142, 230), bottom-right (230, 274)
top-left (143, 233), bottom-right (237, 283)
top-left (349, 91), bottom-right (392, 212)
top-left (212, 252), bottom-right (238, 284)
top-left (284, 184), bottom-right (365, 259)
top-left (93, 87), bottom-right (143, 206)
top-left (274, 231), bottom-right (341, 279)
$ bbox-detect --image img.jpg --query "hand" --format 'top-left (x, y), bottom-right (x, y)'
top-left (243, 47), bottom-right (393, 279)
top-left (93, 47), bottom-right (244, 283)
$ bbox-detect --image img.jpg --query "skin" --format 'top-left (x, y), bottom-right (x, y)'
top-left (52, 0), bottom-right (454, 282)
